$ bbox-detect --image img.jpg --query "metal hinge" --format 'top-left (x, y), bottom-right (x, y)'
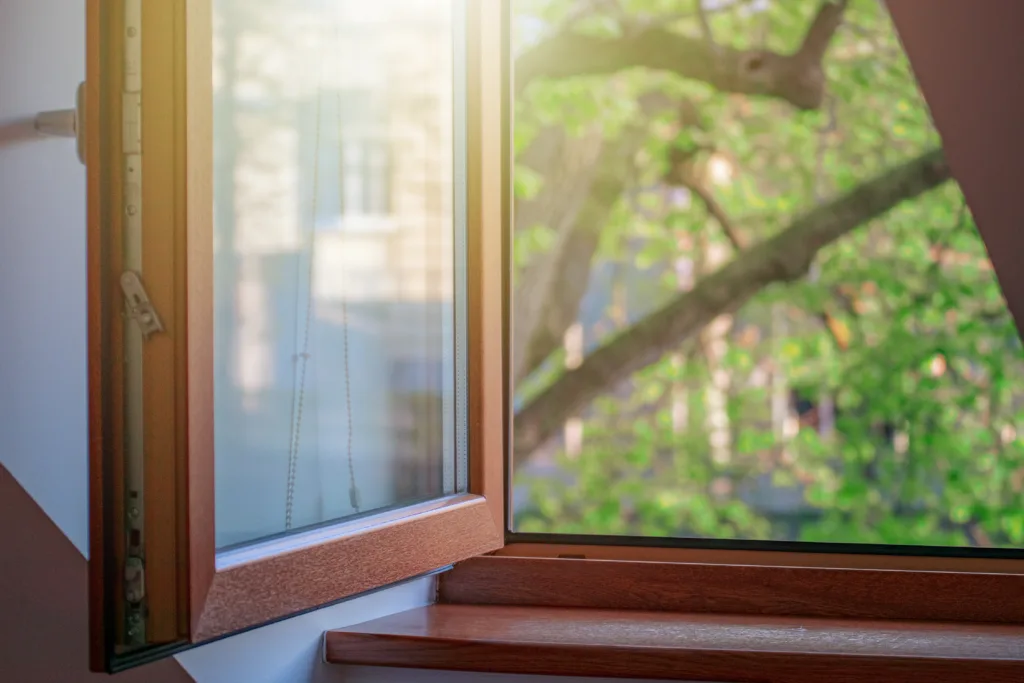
top-left (120, 271), bottom-right (164, 339)
top-left (121, 0), bottom-right (148, 650)
top-left (124, 554), bottom-right (146, 645)
top-left (125, 555), bottom-right (146, 603)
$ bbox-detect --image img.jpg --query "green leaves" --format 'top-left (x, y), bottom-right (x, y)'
top-left (511, 0), bottom-right (1024, 550)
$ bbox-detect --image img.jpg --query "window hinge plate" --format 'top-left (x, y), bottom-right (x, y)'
top-left (120, 271), bottom-right (164, 339)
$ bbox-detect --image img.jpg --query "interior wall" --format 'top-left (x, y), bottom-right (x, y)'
top-left (0, 0), bottom-right (92, 556)
top-left (0, 467), bottom-right (194, 683)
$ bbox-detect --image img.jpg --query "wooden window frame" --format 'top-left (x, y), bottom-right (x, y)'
top-left (87, 0), bottom-right (506, 671)
top-left (89, 0), bottom-right (1024, 678)
top-left (435, 1), bottom-right (1022, 678)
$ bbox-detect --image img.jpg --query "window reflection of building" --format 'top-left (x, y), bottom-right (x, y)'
top-left (390, 351), bottom-right (446, 501)
top-left (212, 0), bottom-right (456, 546)
top-left (310, 90), bottom-right (393, 234)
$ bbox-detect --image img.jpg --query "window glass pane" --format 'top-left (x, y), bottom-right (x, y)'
top-left (511, 0), bottom-right (1024, 550)
top-left (213, 0), bottom-right (464, 549)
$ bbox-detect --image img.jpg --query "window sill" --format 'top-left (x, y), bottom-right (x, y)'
top-left (324, 603), bottom-right (1024, 682)
top-left (326, 555), bottom-right (1024, 682)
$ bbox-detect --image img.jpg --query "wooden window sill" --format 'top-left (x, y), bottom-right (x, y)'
top-left (325, 603), bottom-right (1024, 682)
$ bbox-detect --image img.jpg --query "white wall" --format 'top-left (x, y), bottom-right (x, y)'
top-left (0, 4), bottom-right (435, 682)
top-left (0, 2), bottom-right (673, 682)
top-left (0, 0), bottom-right (92, 556)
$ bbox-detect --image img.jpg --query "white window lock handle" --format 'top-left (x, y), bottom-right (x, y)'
top-left (34, 81), bottom-right (86, 165)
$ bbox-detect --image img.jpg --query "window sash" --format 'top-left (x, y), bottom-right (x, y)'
top-left (85, 0), bottom-right (1024, 674)
top-left (87, 0), bottom-right (507, 672)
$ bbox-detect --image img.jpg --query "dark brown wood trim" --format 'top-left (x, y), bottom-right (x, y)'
top-left (142, 0), bottom-right (190, 643)
top-left (325, 604), bottom-right (1024, 682)
top-left (193, 496), bottom-right (499, 641)
top-left (440, 556), bottom-right (1024, 625)
top-left (87, 0), bottom-right (129, 669)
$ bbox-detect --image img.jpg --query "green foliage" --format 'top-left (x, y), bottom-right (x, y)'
top-left (512, 0), bottom-right (1024, 549)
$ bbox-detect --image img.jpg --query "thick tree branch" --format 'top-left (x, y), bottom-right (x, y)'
top-left (515, 128), bottom-right (603, 238)
top-left (514, 95), bottom-right (677, 383)
top-left (695, 0), bottom-right (718, 54)
top-left (514, 149), bottom-right (951, 460)
top-left (516, 1), bottom-right (850, 110)
top-left (796, 0), bottom-right (849, 65)
top-left (514, 134), bottom-right (642, 383)
top-left (674, 180), bottom-right (857, 354)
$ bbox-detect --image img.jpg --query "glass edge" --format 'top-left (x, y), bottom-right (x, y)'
top-left (454, 0), bottom-right (470, 494)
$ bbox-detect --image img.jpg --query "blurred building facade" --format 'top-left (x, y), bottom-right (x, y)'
top-left (212, 0), bottom-right (457, 547)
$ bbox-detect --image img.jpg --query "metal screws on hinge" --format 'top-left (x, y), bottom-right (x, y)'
top-left (124, 556), bottom-right (146, 645)
top-left (120, 271), bottom-right (165, 339)
top-left (124, 556), bottom-right (146, 604)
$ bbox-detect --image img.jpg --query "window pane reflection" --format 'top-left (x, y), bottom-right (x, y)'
top-left (212, 0), bottom-right (462, 549)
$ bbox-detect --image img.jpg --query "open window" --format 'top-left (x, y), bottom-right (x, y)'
top-left (90, 0), bottom-right (1024, 679)
top-left (86, 0), bottom-right (506, 671)
top-left (504, 0), bottom-right (1024, 556)
top-left (329, 1), bottom-right (1024, 679)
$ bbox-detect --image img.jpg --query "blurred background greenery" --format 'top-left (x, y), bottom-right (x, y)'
top-left (510, 0), bottom-right (1024, 548)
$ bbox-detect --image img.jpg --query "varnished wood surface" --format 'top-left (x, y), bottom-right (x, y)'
top-left (465, 0), bottom-right (508, 530)
top-left (183, 0), bottom-right (217, 639)
top-left (87, 0), bottom-right (129, 668)
top-left (325, 603), bottom-right (1024, 682)
top-left (193, 496), bottom-right (499, 641)
top-left (440, 556), bottom-right (1024, 625)
top-left (142, 0), bottom-right (189, 643)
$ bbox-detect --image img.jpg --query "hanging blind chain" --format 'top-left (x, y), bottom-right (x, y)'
top-left (285, 20), bottom-right (360, 530)
top-left (283, 71), bottom-right (323, 531)
top-left (337, 87), bottom-right (359, 514)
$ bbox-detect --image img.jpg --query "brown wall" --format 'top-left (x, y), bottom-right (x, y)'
top-left (0, 465), bottom-right (193, 683)
top-left (888, 0), bottom-right (1024, 335)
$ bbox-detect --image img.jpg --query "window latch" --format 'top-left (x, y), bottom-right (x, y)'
top-left (120, 271), bottom-right (164, 340)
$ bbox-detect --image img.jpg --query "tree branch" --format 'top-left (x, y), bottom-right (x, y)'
top-left (796, 0), bottom-right (849, 66)
top-left (514, 149), bottom-right (951, 460)
top-left (685, 178), bottom-right (746, 251)
top-left (516, 1), bottom-right (851, 110)
top-left (513, 132), bottom-right (636, 383)
top-left (514, 95), bottom-right (677, 383)
top-left (695, 0), bottom-right (718, 54)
